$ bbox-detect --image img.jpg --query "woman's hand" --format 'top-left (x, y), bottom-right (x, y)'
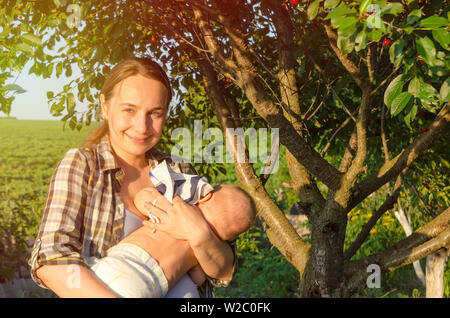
top-left (142, 188), bottom-right (214, 245)
top-left (141, 188), bottom-right (235, 282)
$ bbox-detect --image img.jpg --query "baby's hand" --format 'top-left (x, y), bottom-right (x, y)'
top-left (188, 264), bottom-right (206, 286)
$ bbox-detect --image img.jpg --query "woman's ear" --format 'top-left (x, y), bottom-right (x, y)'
top-left (99, 93), bottom-right (108, 121)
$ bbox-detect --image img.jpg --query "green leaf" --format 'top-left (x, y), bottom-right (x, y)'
top-left (325, 8), bottom-right (356, 27)
top-left (69, 116), bottom-right (77, 130)
top-left (360, 0), bottom-right (372, 15)
top-left (404, 99), bottom-right (418, 129)
top-left (440, 77), bottom-right (450, 102)
top-left (307, 0), bottom-right (320, 20)
top-left (65, 64), bottom-right (72, 77)
top-left (380, 3), bottom-right (403, 16)
top-left (337, 34), bottom-right (355, 55)
top-left (408, 76), bottom-right (421, 97)
top-left (416, 36), bottom-right (436, 66)
top-left (390, 92), bottom-right (412, 116)
top-left (355, 29), bottom-right (368, 51)
top-left (384, 74), bottom-right (406, 108)
top-left (407, 9), bottom-right (422, 25)
top-left (4, 84), bottom-right (25, 93)
top-left (337, 17), bottom-right (358, 37)
top-left (66, 92), bottom-right (76, 112)
top-left (389, 38), bottom-right (406, 67)
top-left (403, 26), bottom-right (414, 34)
top-left (21, 33), bottom-right (42, 46)
top-left (432, 29), bottom-right (450, 51)
top-left (418, 82), bottom-right (438, 105)
top-left (17, 42), bottom-right (34, 54)
top-left (368, 27), bottom-right (384, 42)
top-left (56, 63), bottom-right (63, 77)
top-left (419, 15), bottom-right (448, 29)
top-left (47, 91), bottom-right (54, 99)
top-left (325, 0), bottom-right (341, 9)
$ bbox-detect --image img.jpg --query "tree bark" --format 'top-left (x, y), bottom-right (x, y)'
top-left (196, 57), bottom-right (310, 275)
top-left (426, 249), bottom-right (449, 298)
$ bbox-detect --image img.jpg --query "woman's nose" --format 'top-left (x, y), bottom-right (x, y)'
top-left (134, 114), bottom-right (150, 134)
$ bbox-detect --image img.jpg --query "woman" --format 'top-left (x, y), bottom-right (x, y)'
top-left (28, 57), bottom-right (236, 298)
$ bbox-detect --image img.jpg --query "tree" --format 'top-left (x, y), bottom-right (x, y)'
top-left (1, 0), bottom-right (448, 297)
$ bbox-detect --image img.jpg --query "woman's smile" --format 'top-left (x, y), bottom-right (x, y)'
top-left (125, 133), bottom-right (150, 144)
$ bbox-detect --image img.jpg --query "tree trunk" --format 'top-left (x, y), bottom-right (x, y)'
top-left (426, 249), bottom-right (449, 298)
top-left (299, 200), bottom-right (348, 297)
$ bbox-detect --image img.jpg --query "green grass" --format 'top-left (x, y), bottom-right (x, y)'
top-left (0, 119), bottom-right (95, 282)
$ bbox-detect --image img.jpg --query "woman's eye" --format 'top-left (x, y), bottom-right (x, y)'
top-left (124, 108), bottom-right (134, 113)
top-left (150, 111), bottom-right (163, 117)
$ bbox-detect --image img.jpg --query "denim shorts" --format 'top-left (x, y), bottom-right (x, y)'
top-left (89, 243), bottom-right (168, 298)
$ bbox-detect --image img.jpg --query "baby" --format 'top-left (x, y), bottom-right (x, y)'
top-left (89, 161), bottom-right (256, 298)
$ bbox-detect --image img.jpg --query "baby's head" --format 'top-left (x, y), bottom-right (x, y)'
top-left (197, 184), bottom-right (256, 241)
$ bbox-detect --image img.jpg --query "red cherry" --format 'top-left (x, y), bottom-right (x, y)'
top-left (423, 127), bottom-right (428, 133)
top-left (151, 37), bottom-right (156, 43)
top-left (383, 39), bottom-right (390, 45)
top-left (291, 0), bottom-right (299, 5)
top-left (18, 15), bottom-right (24, 19)
top-left (423, 180), bottom-right (426, 185)
top-left (420, 59), bottom-right (424, 64)
top-left (226, 78), bottom-right (231, 83)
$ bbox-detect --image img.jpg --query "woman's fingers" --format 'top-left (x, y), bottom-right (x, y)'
top-left (142, 219), bottom-right (158, 233)
top-left (144, 201), bottom-right (167, 224)
top-left (142, 188), bottom-right (172, 212)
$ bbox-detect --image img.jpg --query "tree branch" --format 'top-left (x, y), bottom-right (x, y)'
top-left (343, 207), bottom-right (450, 296)
top-left (381, 103), bottom-right (390, 162)
top-left (324, 24), bottom-right (370, 92)
top-left (202, 3), bottom-right (343, 191)
top-left (344, 171), bottom-right (405, 260)
top-left (197, 57), bottom-right (310, 275)
top-left (192, 6), bottom-right (237, 78)
top-left (348, 101), bottom-right (450, 210)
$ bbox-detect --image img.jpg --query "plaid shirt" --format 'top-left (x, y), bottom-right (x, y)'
top-left (28, 136), bottom-right (237, 298)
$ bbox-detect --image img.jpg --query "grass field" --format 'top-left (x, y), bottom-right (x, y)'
top-left (0, 118), bottom-right (96, 282)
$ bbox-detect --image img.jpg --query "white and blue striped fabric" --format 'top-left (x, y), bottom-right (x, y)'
top-left (149, 160), bottom-right (214, 205)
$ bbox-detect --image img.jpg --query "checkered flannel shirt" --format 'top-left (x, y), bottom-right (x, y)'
top-left (28, 136), bottom-right (237, 298)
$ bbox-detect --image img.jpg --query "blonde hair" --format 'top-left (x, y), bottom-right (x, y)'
top-left (83, 57), bottom-right (172, 146)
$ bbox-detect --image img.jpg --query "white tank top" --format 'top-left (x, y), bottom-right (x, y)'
top-left (123, 209), bottom-right (144, 238)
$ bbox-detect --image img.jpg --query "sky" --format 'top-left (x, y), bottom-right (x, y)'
top-left (7, 61), bottom-right (90, 121)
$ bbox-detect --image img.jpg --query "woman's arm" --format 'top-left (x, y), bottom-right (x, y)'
top-left (141, 189), bottom-right (235, 281)
top-left (29, 148), bottom-right (111, 296)
top-left (188, 228), bottom-right (235, 281)
top-left (36, 264), bottom-right (118, 298)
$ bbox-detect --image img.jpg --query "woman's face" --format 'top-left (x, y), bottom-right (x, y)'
top-left (100, 74), bottom-right (168, 162)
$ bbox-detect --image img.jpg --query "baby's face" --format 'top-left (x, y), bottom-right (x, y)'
top-left (197, 186), bottom-right (242, 240)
